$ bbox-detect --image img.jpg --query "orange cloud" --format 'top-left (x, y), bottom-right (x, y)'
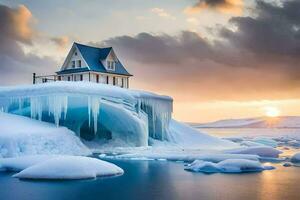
top-left (50, 36), bottom-right (69, 50)
top-left (185, 0), bottom-right (243, 15)
top-left (11, 5), bottom-right (34, 43)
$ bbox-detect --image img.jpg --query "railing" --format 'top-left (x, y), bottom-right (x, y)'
top-left (33, 73), bottom-right (58, 84)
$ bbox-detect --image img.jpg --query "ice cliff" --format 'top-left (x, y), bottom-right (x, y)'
top-left (0, 82), bottom-right (235, 149)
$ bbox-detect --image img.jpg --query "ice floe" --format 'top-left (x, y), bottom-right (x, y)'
top-left (185, 159), bottom-right (275, 173)
top-left (13, 156), bottom-right (123, 180)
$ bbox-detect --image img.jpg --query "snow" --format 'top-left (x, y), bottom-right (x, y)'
top-left (0, 82), bottom-right (238, 149)
top-left (252, 137), bottom-right (278, 147)
top-left (185, 159), bottom-right (275, 173)
top-left (241, 141), bottom-right (266, 147)
top-left (0, 82), bottom-right (172, 147)
top-left (193, 116), bottom-right (300, 128)
top-left (13, 156), bottom-right (123, 180)
top-left (167, 120), bottom-right (238, 149)
top-left (105, 148), bottom-right (259, 162)
top-left (224, 146), bottom-right (282, 158)
top-left (0, 112), bottom-right (91, 158)
top-left (0, 155), bottom-right (56, 171)
top-left (291, 152), bottom-right (300, 163)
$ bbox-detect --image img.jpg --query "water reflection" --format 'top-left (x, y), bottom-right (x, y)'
top-left (0, 160), bottom-right (300, 200)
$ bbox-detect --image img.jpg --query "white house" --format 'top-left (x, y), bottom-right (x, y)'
top-left (34, 42), bottom-right (132, 88)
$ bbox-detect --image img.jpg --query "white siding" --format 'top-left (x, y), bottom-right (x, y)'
top-left (57, 73), bottom-right (129, 88)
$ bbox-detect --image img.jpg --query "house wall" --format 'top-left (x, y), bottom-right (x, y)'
top-left (57, 72), bottom-right (129, 88)
top-left (62, 45), bottom-right (88, 70)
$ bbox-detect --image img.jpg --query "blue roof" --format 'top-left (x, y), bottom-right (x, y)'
top-left (57, 42), bottom-right (132, 76)
top-left (56, 67), bottom-right (90, 75)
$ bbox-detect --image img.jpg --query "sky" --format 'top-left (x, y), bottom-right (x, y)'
top-left (0, 0), bottom-right (300, 123)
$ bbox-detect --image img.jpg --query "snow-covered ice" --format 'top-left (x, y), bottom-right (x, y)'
top-left (194, 116), bottom-right (300, 128)
top-left (0, 112), bottom-right (91, 158)
top-left (185, 159), bottom-right (275, 173)
top-left (102, 148), bottom-right (259, 162)
top-left (224, 146), bottom-right (282, 158)
top-left (0, 155), bottom-right (56, 171)
top-left (252, 137), bottom-right (278, 147)
top-left (13, 156), bottom-right (123, 180)
top-left (167, 119), bottom-right (237, 149)
top-left (0, 82), bottom-right (237, 149)
top-left (291, 152), bottom-right (300, 163)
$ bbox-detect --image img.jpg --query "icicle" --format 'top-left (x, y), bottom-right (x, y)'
top-left (88, 96), bottom-right (91, 127)
top-left (30, 96), bottom-right (43, 121)
top-left (138, 97), bottom-right (173, 140)
top-left (48, 95), bottom-right (68, 127)
top-left (91, 97), bottom-right (101, 134)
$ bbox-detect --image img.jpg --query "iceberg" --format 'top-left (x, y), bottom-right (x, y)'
top-left (185, 159), bottom-right (275, 173)
top-left (0, 82), bottom-right (236, 149)
top-left (13, 156), bottom-right (123, 180)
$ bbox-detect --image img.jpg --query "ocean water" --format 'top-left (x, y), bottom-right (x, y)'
top-left (0, 159), bottom-right (300, 200)
top-left (1, 128), bottom-right (300, 200)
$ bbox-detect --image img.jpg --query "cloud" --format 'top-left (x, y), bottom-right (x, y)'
top-left (0, 4), bottom-right (57, 85)
top-left (186, 17), bottom-right (200, 25)
top-left (101, 0), bottom-right (300, 102)
top-left (50, 36), bottom-right (69, 50)
top-left (150, 8), bottom-right (176, 20)
top-left (185, 0), bottom-right (243, 15)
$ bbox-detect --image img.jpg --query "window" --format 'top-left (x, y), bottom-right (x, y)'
top-left (96, 74), bottom-right (99, 83)
top-left (121, 78), bottom-right (124, 88)
top-left (78, 60), bottom-right (81, 68)
top-left (68, 76), bottom-right (71, 81)
top-left (113, 77), bottom-right (116, 85)
top-left (72, 61), bottom-right (75, 68)
top-left (57, 76), bottom-right (61, 81)
top-left (75, 51), bottom-right (77, 56)
top-left (107, 61), bottom-right (115, 70)
top-left (106, 76), bottom-right (109, 84)
top-left (80, 74), bottom-right (83, 81)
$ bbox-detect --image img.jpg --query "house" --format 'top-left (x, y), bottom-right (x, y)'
top-left (34, 42), bottom-right (132, 88)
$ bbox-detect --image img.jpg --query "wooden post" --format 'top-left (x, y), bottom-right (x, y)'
top-left (127, 77), bottom-right (129, 88)
top-left (33, 73), bottom-right (36, 84)
top-left (89, 72), bottom-right (91, 82)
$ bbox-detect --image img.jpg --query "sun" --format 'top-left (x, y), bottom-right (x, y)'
top-left (264, 106), bottom-right (280, 118)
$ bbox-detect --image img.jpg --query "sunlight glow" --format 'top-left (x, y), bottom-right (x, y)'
top-left (264, 106), bottom-right (280, 117)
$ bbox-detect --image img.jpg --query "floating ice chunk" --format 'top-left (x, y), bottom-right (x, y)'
top-left (0, 112), bottom-right (91, 158)
top-left (0, 155), bottom-right (56, 171)
top-left (185, 160), bottom-right (219, 173)
top-left (291, 152), bottom-right (300, 163)
top-left (98, 154), bottom-right (106, 158)
top-left (225, 146), bottom-right (282, 158)
top-left (283, 162), bottom-right (292, 167)
top-left (287, 140), bottom-right (300, 147)
top-left (185, 159), bottom-right (274, 173)
top-left (241, 141), bottom-right (266, 147)
top-left (13, 156), bottom-right (124, 180)
top-left (252, 137), bottom-right (278, 147)
top-left (115, 152), bottom-right (259, 162)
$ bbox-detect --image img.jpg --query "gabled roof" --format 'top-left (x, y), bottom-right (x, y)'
top-left (57, 42), bottom-right (132, 76)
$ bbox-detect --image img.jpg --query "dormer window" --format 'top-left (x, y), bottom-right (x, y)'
top-left (107, 61), bottom-right (115, 71)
